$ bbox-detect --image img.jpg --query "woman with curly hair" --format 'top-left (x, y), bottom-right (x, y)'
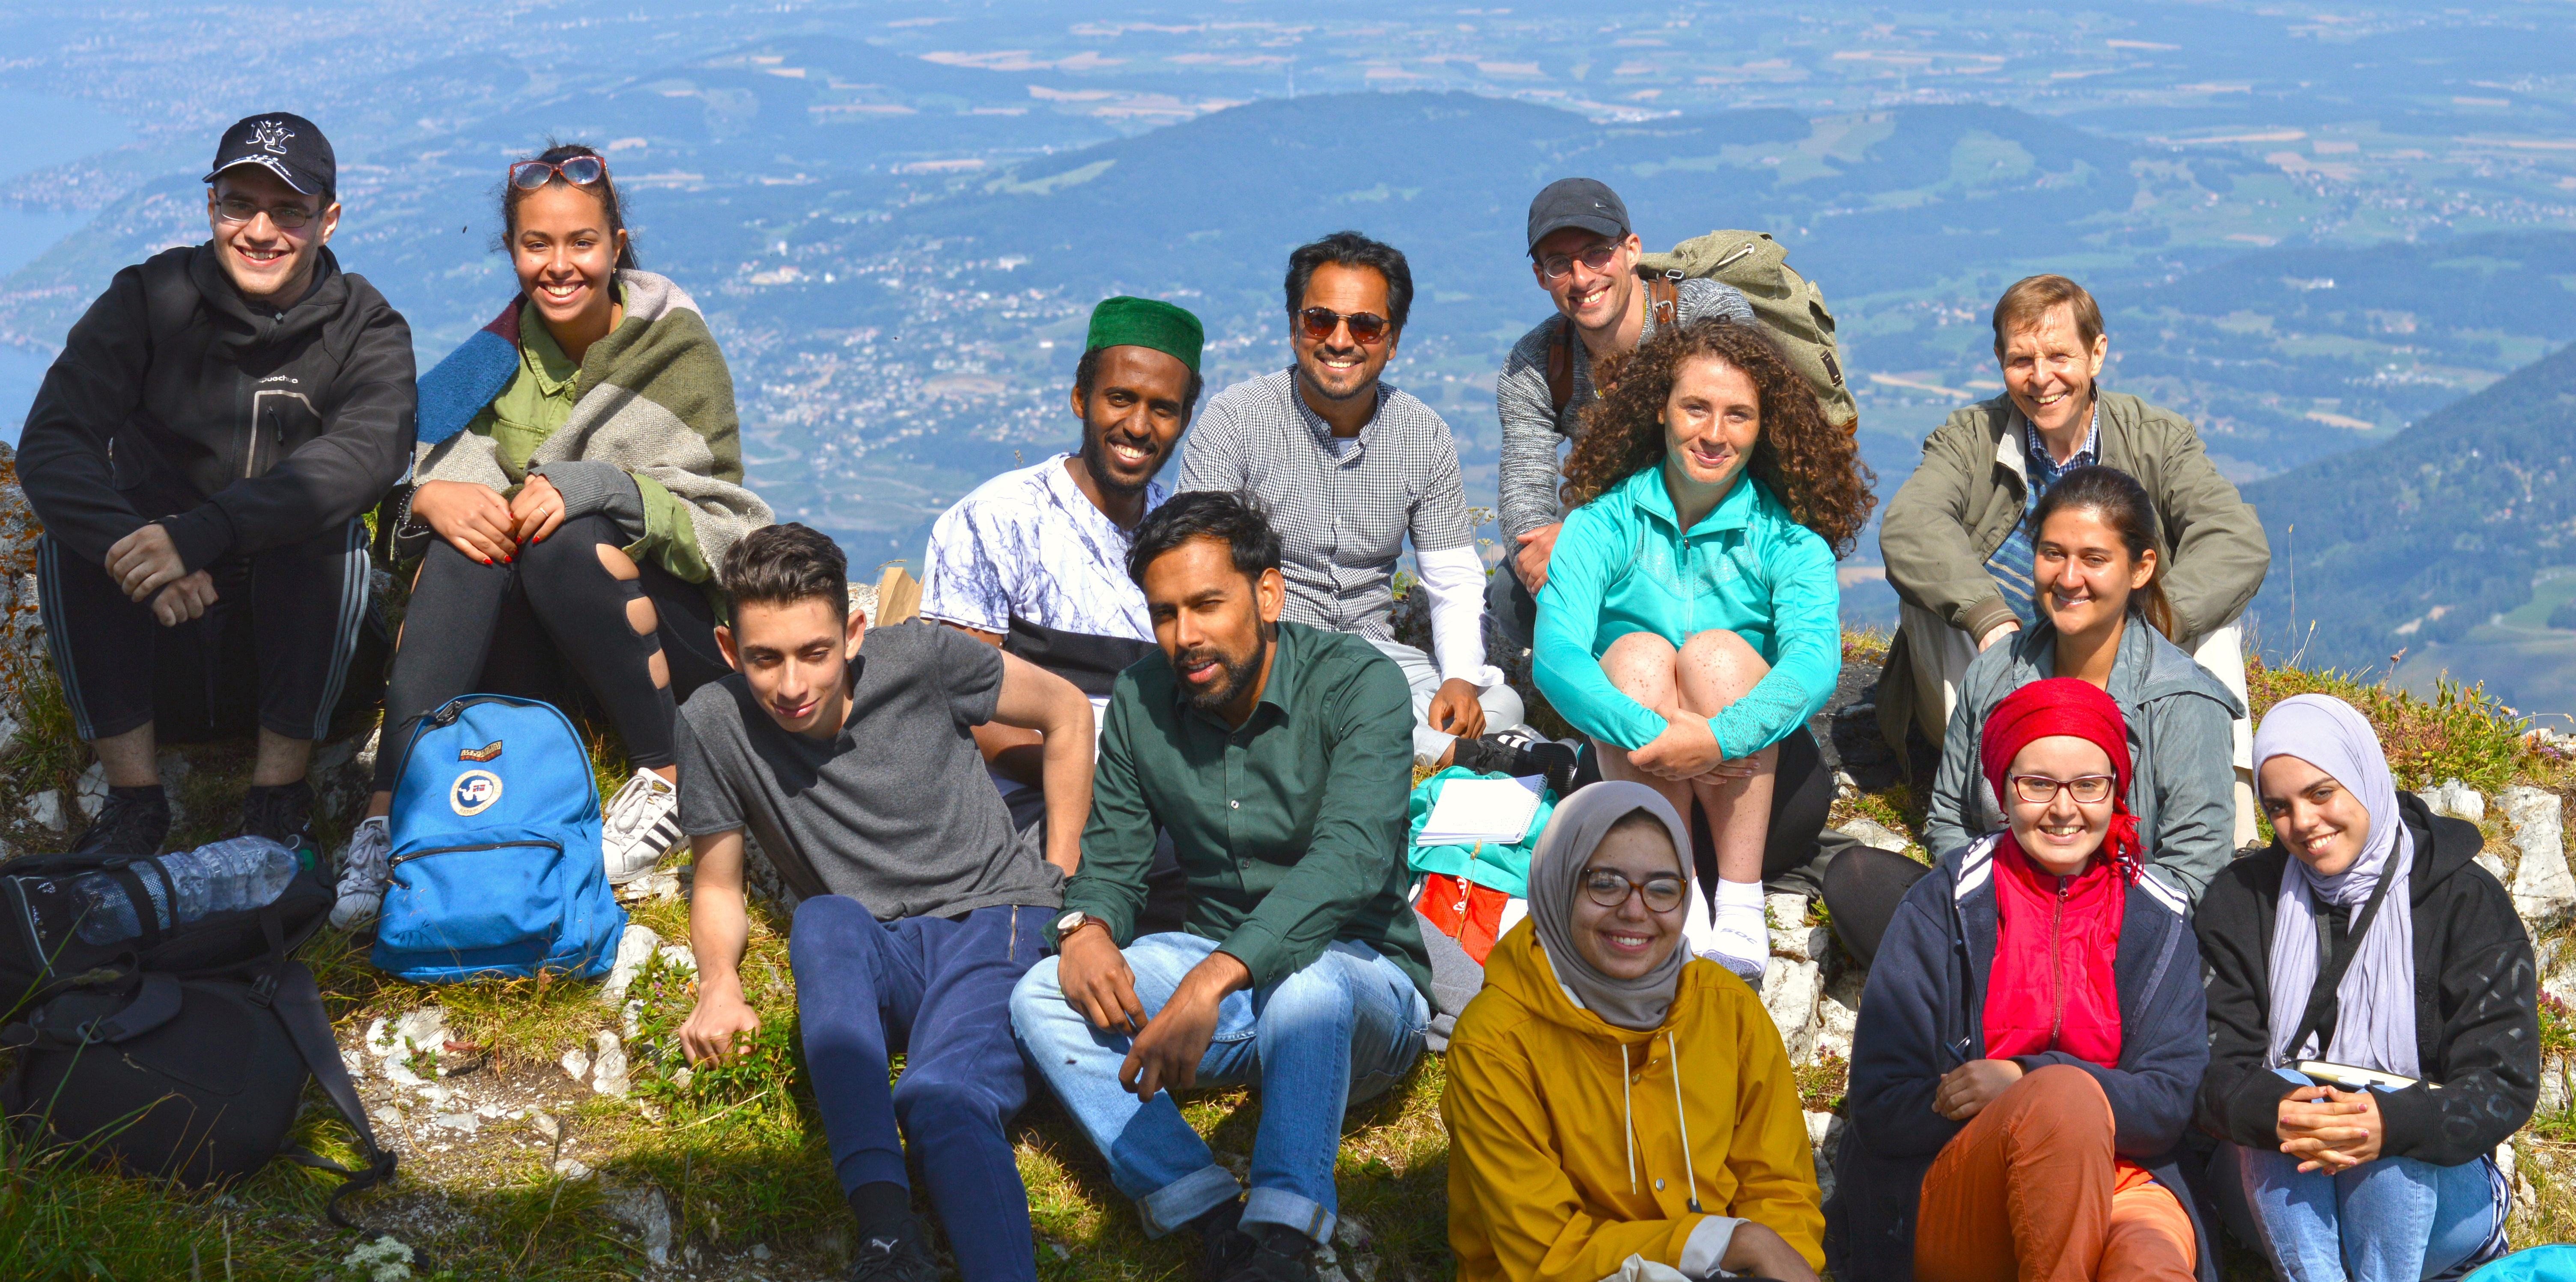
top-left (1533, 317), bottom-right (1875, 983)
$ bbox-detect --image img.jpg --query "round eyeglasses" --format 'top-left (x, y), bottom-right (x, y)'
top-left (1581, 868), bottom-right (1688, 913)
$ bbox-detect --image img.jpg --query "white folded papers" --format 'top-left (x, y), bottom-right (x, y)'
top-left (1416, 775), bottom-right (1547, 846)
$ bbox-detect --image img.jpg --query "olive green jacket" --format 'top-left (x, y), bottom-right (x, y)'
top-left (1878, 391), bottom-right (2269, 648)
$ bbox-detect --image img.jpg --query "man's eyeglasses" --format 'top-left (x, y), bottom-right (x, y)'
top-left (212, 197), bottom-right (318, 230)
top-left (1296, 307), bottom-right (1390, 346)
top-left (1536, 243), bottom-right (1622, 282)
top-left (510, 155), bottom-right (609, 190)
top-left (1581, 868), bottom-right (1688, 913)
top-left (2009, 774), bottom-right (2117, 805)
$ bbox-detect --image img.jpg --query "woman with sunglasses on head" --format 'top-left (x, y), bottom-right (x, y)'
top-left (1830, 678), bottom-right (2214, 1282)
top-left (329, 143), bottom-right (771, 928)
top-left (1533, 317), bottom-right (1875, 983)
top-left (1444, 781), bottom-right (1823, 1282)
top-left (2195, 694), bottom-right (2531, 1282)
top-left (1823, 465), bottom-right (2241, 971)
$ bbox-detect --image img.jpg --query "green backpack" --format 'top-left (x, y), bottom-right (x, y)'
top-left (1547, 230), bottom-right (1857, 430)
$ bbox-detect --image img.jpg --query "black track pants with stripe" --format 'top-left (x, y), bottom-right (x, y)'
top-left (39, 519), bottom-right (371, 744)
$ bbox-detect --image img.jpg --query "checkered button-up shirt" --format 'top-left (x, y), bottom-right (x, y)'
top-left (1176, 368), bottom-right (1473, 641)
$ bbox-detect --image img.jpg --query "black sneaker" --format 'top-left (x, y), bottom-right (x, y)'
top-left (1455, 730), bottom-right (1581, 800)
top-left (1193, 1200), bottom-right (1253, 1282)
top-left (236, 780), bottom-right (320, 876)
top-left (69, 786), bottom-right (170, 858)
top-left (1216, 1225), bottom-right (1318, 1282)
top-left (845, 1220), bottom-right (938, 1282)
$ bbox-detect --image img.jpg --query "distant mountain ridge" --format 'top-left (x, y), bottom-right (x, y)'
top-left (2242, 340), bottom-right (2576, 672)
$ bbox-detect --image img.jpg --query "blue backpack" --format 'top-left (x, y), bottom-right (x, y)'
top-left (372, 695), bottom-right (626, 983)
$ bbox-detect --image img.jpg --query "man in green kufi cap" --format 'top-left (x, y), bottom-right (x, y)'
top-left (920, 295), bottom-right (1207, 926)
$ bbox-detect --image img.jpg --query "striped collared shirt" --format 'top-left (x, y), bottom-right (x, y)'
top-left (1175, 367), bottom-right (1473, 640)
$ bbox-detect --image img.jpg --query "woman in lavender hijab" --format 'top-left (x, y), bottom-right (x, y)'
top-left (2194, 693), bottom-right (2536, 1282)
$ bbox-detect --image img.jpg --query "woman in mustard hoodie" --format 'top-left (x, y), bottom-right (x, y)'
top-left (1444, 782), bottom-right (1823, 1282)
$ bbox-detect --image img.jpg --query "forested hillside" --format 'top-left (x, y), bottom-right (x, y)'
top-left (2243, 340), bottom-right (2576, 675)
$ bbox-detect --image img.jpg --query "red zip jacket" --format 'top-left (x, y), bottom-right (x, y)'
top-left (1983, 840), bottom-right (2125, 1067)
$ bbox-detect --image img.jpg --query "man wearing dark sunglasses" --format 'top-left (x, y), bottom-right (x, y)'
top-left (1178, 232), bottom-right (1552, 783)
top-left (1490, 179), bottom-right (1755, 645)
top-left (16, 111), bottom-right (416, 865)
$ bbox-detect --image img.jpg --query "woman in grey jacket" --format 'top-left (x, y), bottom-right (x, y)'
top-left (1825, 465), bottom-right (2240, 965)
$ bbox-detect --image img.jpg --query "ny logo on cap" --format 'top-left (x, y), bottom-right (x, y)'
top-left (250, 120), bottom-right (295, 155)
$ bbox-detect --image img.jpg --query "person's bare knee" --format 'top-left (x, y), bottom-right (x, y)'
top-left (594, 543), bottom-right (641, 582)
top-left (1675, 629), bottom-right (1769, 714)
top-left (647, 648), bottom-right (669, 690)
top-left (625, 596), bottom-right (659, 638)
top-left (1599, 631), bottom-right (1681, 708)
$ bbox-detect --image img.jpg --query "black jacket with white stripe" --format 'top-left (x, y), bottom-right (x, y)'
top-left (18, 242), bottom-right (416, 572)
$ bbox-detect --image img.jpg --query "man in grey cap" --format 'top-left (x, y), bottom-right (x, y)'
top-left (1488, 178), bottom-right (1756, 647)
top-left (15, 111), bottom-right (415, 865)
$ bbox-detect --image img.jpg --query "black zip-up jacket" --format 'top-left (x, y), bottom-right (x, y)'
top-left (17, 243), bottom-right (416, 572)
top-left (2197, 791), bottom-right (2538, 1166)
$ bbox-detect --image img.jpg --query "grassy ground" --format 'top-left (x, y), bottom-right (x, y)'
top-left (3, 647), bottom-right (2573, 1281)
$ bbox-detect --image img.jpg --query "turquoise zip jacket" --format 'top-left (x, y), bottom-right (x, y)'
top-left (1534, 466), bottom-right (1841, 759)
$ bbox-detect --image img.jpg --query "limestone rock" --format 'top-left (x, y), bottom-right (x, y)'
top-left (599, 923), bottom-right (662, 1005)
top-left (590, 1030), bottom-right (631, 1097)
top-left (2503, 786), bottom-right (2572, 922)
top-left (74, 760), bottom-right (105, 819)
top-left (2422, 778), bottom-right (2486, 824)
top-left (1804, 1110), bottom-right (1846, 1204)
top-left (602, 1182), bottom-right (674, 1266)
top-left (1840, 817), bottom-right (1911, 854)
top-left (1812, 968), bottom-right (1864, 1065)
top-left (1761, 958), bottom-right (1823, 1061)
top-left (23, 789), bottom-right (61, 831)
top-left (561, 1046), bottom-right (592, 1085)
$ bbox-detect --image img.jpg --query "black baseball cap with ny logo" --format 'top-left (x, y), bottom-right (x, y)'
top-left (203, 112), bottom-right (336, 197)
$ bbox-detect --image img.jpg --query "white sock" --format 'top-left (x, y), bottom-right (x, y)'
top-left (1707, 879), bottom-right (1770, 980)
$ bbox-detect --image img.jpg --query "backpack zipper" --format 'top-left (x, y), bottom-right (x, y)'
top-left (390, 838), bottom-right (564, 870)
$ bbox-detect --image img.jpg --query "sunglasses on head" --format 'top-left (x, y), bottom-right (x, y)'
top-left (1296, 306), bottom-right (1391, 346)
top-left (509, 155), bottom-right (609, 190)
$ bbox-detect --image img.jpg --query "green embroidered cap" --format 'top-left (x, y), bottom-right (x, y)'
top-left (1085, 296), bottom-right (1205, 372)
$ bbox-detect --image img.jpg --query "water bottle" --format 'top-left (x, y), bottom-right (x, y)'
top-left (69, 837), bottom-right (299, 945)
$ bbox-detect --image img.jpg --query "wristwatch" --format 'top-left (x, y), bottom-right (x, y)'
top-left (1054, 910), bottom-right (1105, 944)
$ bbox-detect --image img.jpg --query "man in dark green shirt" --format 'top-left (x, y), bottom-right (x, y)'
top-left (1010, 490), bottom-right (1431, 1282)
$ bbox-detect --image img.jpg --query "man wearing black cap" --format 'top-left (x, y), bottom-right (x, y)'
top-left (1489, 178), bottom-right (1755, 646)
top-left (16, 111), bottom-right (416, 864)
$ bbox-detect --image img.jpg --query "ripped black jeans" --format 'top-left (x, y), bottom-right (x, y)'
top-left (372, 514), bottom-right (725, 792)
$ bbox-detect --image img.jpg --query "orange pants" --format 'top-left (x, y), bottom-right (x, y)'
top-left (1914, 1064), bottom-right (2197, 1282)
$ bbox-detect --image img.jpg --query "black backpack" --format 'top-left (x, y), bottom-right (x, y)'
top-left (0, 849), bottom-right (397, 1214)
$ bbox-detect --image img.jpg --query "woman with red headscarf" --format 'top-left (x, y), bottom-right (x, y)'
top-left (1827, 678), bottom-right (2216, 1282)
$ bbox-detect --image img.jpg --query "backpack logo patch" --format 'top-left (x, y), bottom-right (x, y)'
top-left (450, 770), bottom-right (504, 816)
top-left (458, 740), bottom-right (504, 763)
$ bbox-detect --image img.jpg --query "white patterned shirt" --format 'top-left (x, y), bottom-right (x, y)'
top-left (920, 453), bottom-right (1164, 643)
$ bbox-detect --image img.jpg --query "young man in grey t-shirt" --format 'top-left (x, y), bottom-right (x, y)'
top-left (1489, 178), bottom-right (1755, 645)
top-left (671, 524), bottom-right (1094, 1282)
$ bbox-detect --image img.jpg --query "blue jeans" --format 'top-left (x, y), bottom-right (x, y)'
top-left (2228, 1071), bottom-right (2503, 1282)
top-left (1009, 932), bottom-right (1430, 1243)
top-left (789, 897), bottom-right (1047, 1282)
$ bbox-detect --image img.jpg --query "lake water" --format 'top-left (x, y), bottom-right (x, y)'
top-left (0, 87), bottom-right (137, 438)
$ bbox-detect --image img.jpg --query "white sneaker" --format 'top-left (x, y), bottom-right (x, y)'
top-left (601, 772), bottom-right (683, 885)
top-left (330, 816), bottom-right (392, 930)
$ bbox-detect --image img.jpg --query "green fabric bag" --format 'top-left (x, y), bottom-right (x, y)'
top-left (1405, 766), bottom-right (1554, 898)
